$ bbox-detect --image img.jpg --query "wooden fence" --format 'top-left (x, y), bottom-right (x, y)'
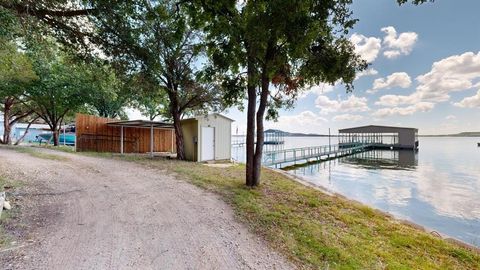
top-left (75, 114), bottom-right (176, 153)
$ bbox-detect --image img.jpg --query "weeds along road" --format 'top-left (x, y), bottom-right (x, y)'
top-left (0, 147), bottom-right (293, 270)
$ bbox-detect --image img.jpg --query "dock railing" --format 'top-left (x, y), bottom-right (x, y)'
top-left (262, 143), bottom-right (372, 167)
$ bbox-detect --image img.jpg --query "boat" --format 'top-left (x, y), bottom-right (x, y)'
top-left (38, 133), bottom-right (76, 146)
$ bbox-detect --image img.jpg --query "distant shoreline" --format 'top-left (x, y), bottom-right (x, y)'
top-left (232, 134), bottom-right (480, 138)
top-left (245, 129), bottom-right (480, 138)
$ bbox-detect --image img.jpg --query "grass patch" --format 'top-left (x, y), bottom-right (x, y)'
top-left (35, 145), bottom-right (75, 153)
top-left (0, 175), bottom-right (23, 192)
top-left (0, 174), bottom-right (23, 248)
top-left (128, 158), bottom-right (480, 269)
top-left (9, 146), bottom-right (69, 161)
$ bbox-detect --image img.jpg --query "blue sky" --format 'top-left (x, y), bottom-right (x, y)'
top-left (224, 0), bottom-right (480, 135)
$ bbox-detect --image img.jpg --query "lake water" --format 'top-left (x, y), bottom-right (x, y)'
top-left (232, 136), bottom-right (480, 247)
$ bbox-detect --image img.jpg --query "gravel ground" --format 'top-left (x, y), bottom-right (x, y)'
top-left (0, 147), bottom-right (294, 270)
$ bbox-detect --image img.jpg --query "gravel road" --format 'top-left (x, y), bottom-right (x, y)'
top-left (0, 147), bottom-right (294, 270)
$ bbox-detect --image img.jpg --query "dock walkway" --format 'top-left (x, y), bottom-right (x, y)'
top-left (262, 143), bottom-right (372, 167)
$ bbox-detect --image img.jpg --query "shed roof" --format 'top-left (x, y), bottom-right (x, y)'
top-left (106, 119), bottom-right (174, 129)
top-left (182, 113), bottom-right (235, 122)
top-left (339, 125), bottom-right (418, 133)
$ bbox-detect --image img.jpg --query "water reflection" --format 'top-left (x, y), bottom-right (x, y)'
top-left (232, 137), bottom-right (480, 247)
top-left (342, 149), bottom-right (417, 169)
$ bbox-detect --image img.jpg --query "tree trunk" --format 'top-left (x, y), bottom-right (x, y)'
top-left (245, 58), bottom-right (257, 187)
top-left (2, 100), bottom-right (13, 145)
top-left (251, 74), bottom-right (270, 186)
top-left (52, 128), bottom-right (60, 146)
top-left (172, 111), bottom-right (186, 160)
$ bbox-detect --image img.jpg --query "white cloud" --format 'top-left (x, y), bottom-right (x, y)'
top-left (350, 33), bottom-right (381, 63)
top-left (315, 95), bottom-right (370, 114)
top-left (373, 102), bottom-right (434, 117)
top-left (299, 83), bottom-right (334, 98)
top-left (453, 89), bottom-right (480, 108)
top-left (381, 26), bottom-right (418, 59)
top-left (375, 94), bottom-right (417, 107)
top-left (415, 52), bottom-right (480, 102)
top-left (367, 72), bottom-right (412, 94)
top-left (374, 51), bottom-right (480, 107)
top-left (445, 115), bottom-right (456, 120)
top-left (333, 114), bottom-right (364, 122)
top-left (355, 68), bottom-right (379, 80)
top-left (266, 111), bottom-right (328, 134)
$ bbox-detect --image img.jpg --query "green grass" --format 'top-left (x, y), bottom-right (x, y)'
top-left (128, 158), bottom-right (480, 269)
top-left (0, 175), bottom-right (23, 192)
top-left (0, 174), bottom-right (23, 248)
top-left (36, 145), bottom-right (75, 153)
top-left (10, 146), bottom-right (69, 161)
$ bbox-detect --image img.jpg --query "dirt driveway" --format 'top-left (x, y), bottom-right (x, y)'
top-left (0, 147), bottom-right (293, 270)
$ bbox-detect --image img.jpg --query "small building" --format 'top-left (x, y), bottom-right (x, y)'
top-left (181, 113), bottom-right (234, 162)
top-left (13, 123), bottom-right (51, 143)
top-left (75, 114), bottom-right (175, 155)
top-left (0, 113), bottom-right (51, 144)
top-left (338, 125), bottom-right (418, 150)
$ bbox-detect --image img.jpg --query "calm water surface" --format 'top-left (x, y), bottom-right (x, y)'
top-left (232, 137), bottom-right (480, 247)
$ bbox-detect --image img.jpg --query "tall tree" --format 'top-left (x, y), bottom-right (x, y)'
top-left (95, 1), bottom-right (226, 159)
top-left (25, 40), bottom-right (94, 146)
top-left (0, 41), bottom-right (37, 144)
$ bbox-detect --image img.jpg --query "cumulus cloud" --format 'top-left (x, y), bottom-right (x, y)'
top-left (356, 68), bottom-right (379, 80)
top-left (266, 111), bottom-right (328, 134)
top-left (333, 114), bottom-right (364, 122)
top-left (381, 26), bottom-right (418, 59)
top-left (315, 95), bottom-right (370, 115)
top-left (350, 33), bottom-right (381, 63)
top-left (453, 89), bottom-right (480, 108)
top-left (415, 52), bottom-right (480, 102)
top-left (299, 83), bottom-right (334, 98)
top-left (374, 51), bottom-right (480, 107)
top-left (375, 94), bottom-right (417, 107)
top-left (367, 72), bottom-right (412, 94)
top-left (373, 102), bottom-right (434, 117)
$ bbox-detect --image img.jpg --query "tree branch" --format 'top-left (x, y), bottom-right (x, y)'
top-left (2, 3), bottom-right (96, 17)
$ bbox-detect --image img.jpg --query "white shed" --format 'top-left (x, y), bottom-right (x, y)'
top-left (180, 113), bottom-right (234, 162)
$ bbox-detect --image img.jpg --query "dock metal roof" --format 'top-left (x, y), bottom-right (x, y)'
top-left (106, 119), bottom-right (174, 129)
top-left (339, 125), bottom-right (418, 133)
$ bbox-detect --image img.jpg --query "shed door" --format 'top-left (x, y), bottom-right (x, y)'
top-left (201, 127), bottom-right (215, 161)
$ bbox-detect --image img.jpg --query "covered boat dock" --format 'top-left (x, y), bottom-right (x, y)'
top-left (338, 125), bottom-right (418, 150)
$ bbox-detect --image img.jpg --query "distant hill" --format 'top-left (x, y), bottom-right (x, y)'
top-left (420, 132), bottom-right (480, 137)
top-left (264, 129), bottom-right (329, 137)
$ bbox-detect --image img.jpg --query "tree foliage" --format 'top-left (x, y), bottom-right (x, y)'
top-left (0, 29), bottom-right (38, 144)
top-left (86, 63), bottom-right (130, 120)
top-left (24, 40), bottom-right (95, 145)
